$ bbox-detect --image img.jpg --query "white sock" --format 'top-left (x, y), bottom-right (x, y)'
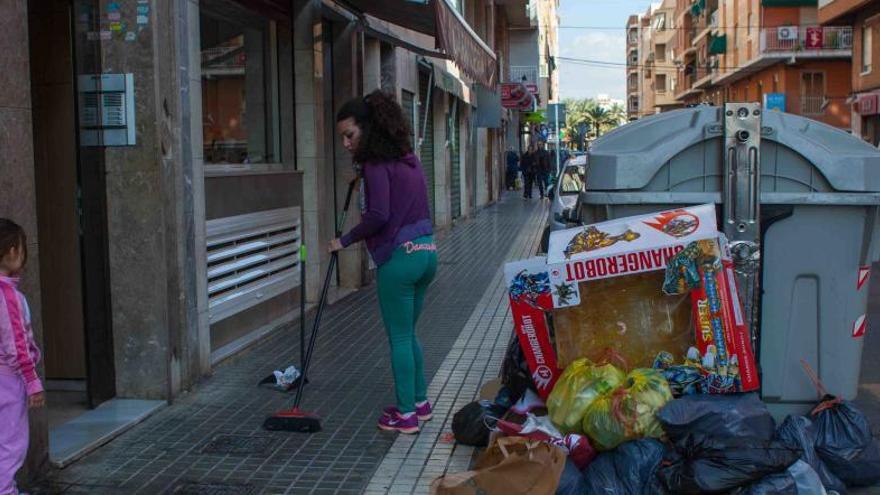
top-left (400, 411), bottom-right (415, 419)
top-left (415, 400), bottom-right (428, 407)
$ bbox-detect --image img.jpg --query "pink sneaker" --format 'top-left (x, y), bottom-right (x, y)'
top-left (378, 410), bottom-right (420, 434)
top-left (384, 401), bottom-right (433, 421)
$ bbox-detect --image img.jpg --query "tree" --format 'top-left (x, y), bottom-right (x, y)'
top-left (559, 98), bottom-right (628, 149)
top-left (608, 102), bottom-right (627, 127)
top-left (585, 104), bottom-right (612, 138)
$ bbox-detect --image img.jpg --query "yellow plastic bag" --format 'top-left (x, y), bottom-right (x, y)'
top-left (547, 358), bottom-right (626, 434)
top-left (582, 368), bottom-right (673, 451)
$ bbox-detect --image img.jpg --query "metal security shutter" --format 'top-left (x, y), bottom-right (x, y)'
top-left (450, 99), bottom-right (462, 219)
top-left (418, 71), bottom-right (435, 219)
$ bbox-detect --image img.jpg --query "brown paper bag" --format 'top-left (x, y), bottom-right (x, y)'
top-left (430, 437), bottom-right (566, 495)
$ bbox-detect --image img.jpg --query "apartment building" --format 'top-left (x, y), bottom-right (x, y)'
top-left (631, 0), bottom-right (683, 119)
top-left (506, 0), bottom-right (560, 149)
top-left (627, 14), bottom-right (641, 119)
top-left (5, 0), bottom-right (559, 482)
top-left (634, 0), bottom-right (854, 130)
top-left (820, 0), bottom-right (880, 144)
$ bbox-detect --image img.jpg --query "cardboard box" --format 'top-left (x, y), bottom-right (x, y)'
top-left (504, 204), bottom-right (760, 399)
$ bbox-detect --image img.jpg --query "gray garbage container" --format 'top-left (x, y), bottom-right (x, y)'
top-left (578, 105), bottom-right (880, 418)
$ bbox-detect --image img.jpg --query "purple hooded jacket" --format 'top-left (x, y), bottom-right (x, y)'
top-left (340, 153), bottom-right (433, 266)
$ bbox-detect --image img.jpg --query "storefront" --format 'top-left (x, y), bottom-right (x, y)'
top-left (855, 91), bottom-right (880, 147)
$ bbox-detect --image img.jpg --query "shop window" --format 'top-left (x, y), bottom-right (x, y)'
top-left (801, 72), bottom-right (825, 115)
top-left (200, 1), bottom-right (280, 167)
top-left (863, 24), bottom-right (873, 74)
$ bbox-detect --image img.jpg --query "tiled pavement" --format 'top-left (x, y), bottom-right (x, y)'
top-left (35, 193), bottom-right (548, 495)
top-left (365, 197), bottom-right (545, 494)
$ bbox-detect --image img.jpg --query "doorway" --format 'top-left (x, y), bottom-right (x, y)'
top-left (28, 0), bottom-right (116, 427)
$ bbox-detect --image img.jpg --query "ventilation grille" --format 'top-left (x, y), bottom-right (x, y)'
top-left (206, 207), bottom-right (301, 323)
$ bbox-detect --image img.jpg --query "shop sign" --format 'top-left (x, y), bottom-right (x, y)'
top-left (764, 93), bottom-right (786, 112)
top-left (857, 93), bottom-right (879, 116)
top-left (501, 83), bottom-right (534, 109)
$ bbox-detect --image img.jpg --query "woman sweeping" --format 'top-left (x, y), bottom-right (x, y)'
top-left (329, 90), bottom-right (437, 434)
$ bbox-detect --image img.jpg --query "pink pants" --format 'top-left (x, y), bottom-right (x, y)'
top-left (0, 370), bottom-right (26, 495)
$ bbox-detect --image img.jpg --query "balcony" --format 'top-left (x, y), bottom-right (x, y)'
top-left (509, 65), bottom-right (539, 84)
top-left (711, 25), bottom-right (852, 87)
top-left (760, 26), bottom-right (853, 54)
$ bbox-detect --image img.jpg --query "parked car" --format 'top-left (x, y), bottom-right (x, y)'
top-left (540, 154), bottom-right (587, 253)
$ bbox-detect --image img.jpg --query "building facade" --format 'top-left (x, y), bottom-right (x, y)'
top-left (505, 0), bottom-right (560, 150)
top-left (632, 0), bottom-right (854, 130)
top-left (820, 0), bottom-right (880, 144)
top-left (3, 0), bottom-right (556, 484)
top-left (627, 14), bottom-right (641, 120)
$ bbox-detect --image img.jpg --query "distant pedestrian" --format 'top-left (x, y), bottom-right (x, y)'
top-left (0, 218), bottom-right (44, 495)
top-left (535, 142), bottom-right (551, 199)
top-left (521, 144), bottom-right (537, 199)
top-left (505, 147), bottom-right (519, 191)
top-left (329, 90), bottom-right (436, 435)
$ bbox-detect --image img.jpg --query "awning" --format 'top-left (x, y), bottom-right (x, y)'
top-left (708, 34), bottom-right (727, 54)
top-left (761, 0), bottom-right (817, 6)
top-left (338, 0), bottom-right (497, 87)
top-left (235, 0), bottom-right (291, 24)
top-left (433, 64), bottom-right (474, 104)
top-left (433, 0), bottom-right (497, 87)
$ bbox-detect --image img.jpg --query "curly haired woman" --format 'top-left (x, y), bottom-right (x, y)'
top-left (329, 90), bottom-right (436, 434)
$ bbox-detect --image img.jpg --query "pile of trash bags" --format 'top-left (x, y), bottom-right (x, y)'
top-left (441, 347), bottom-right (880, 495)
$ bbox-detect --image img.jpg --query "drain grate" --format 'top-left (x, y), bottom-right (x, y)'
top-left (172, 482), bottom-right (255, 495)
top-left (200, 435), bottom-right (277, 456)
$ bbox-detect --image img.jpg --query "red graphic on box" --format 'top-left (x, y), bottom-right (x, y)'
top-left (858, 265), bottom-right (871, 291)
top-left (644, 210), bottom-right (701, 238)
top-left (689, 259), bottom-right (760, 392)
top-left (509, 293), bottom-right (560, 399)
top-left (854, 314), bottom-right (867, 338)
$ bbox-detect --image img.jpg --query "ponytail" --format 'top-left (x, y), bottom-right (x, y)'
top-left (337, 90), bottom-right (413, 163)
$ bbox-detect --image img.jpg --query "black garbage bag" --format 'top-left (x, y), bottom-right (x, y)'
top-left (775, 415), bottom-right (847, 493)
top-left (812, 396), bottom-right (880, 487)
top-left (501, 334), bottom-right (534, 402)
top-left (736, 460), bottom-right (827, 495)
top-left (452, 400), bottom-right (506, 447)
top-left (556, 458), bottom-right (588, 495)
top-left (583, 439), bottom-right (667, 495)
top-left (657, 433), bottom-right (802, 494)
top-left (656, 393), bottom-right (776, 442)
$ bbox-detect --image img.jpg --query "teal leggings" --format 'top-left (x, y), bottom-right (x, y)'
top-left (377, 235), bottom-right (437, 413)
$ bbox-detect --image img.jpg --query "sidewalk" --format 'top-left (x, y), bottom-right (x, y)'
top-left (35, 193), bottom-right (548, 495)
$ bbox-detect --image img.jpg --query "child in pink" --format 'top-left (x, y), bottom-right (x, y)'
top-left (0, 218), bottom-right (44, 495)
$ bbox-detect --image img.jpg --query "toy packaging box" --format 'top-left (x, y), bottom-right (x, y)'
top-left (504, 204), bottom-right (760, 399)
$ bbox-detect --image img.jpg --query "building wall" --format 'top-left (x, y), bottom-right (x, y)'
top-left (1, 0), bottom-right (47, 482)
top-left (509, 29), bottom-right (539, 67)
top-left (852, 3), bottom-right (880, 93)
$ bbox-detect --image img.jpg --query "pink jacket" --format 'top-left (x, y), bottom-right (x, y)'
top-left (0, 275), bottom-right (42, 396)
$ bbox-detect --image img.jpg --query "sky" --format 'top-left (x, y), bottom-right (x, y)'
top-left (557, 0), bottom-right (655, 101)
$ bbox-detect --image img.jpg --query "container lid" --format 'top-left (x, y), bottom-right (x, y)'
top-left (587, 107), bottom-right (880, 193)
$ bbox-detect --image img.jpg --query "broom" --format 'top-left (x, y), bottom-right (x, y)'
top-left (263, 177), bottom-right (359, 433)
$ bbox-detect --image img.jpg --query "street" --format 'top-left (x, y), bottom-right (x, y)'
top-left (34, 195), bottom-right (548, 495)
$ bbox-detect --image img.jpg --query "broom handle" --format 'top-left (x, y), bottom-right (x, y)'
top-left (293, 177), bottom-right (359, 409)
top-left (299, 245), bottom-right (307, 378)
